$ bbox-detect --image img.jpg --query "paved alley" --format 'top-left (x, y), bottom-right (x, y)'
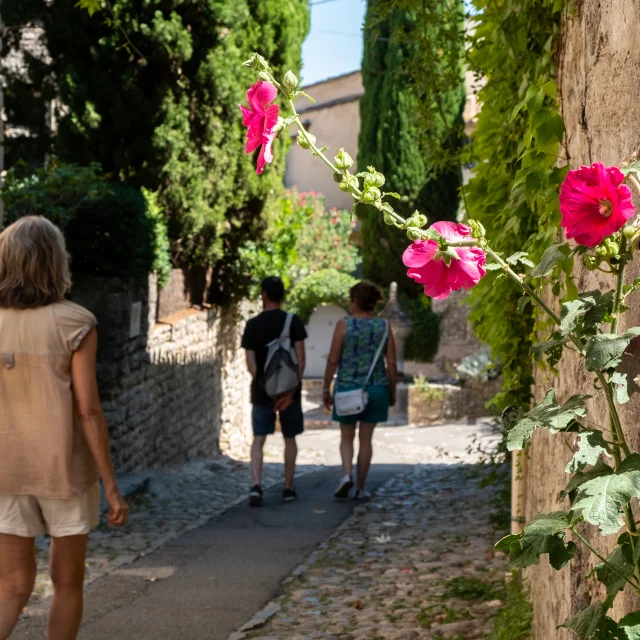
top-left (12, 420), bottom-right (502, 639)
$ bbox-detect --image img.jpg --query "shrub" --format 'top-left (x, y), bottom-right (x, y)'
top-left (239, 189), bottom-right (361, 296)
top-left (400, 293), bottom-right (441, 362)
top-left (2, 1), bottom-right (309, 302)
top-left (2, 163), bottom-right (171, 284)
top-left (286, 269), bottom-right (358, 324)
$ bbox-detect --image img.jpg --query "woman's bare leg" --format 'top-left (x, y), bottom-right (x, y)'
top-left (356, 423), bottom-right (376, 490)
top-left (339, 425), bottom-right (356, 477)
top-left (48, 535), bottom-right (89, 640)
top-left (0, 534), bottom-right (36, 640)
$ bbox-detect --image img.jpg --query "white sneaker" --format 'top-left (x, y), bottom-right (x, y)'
top-left (354, 489), bottom-right (371, 501)
top-left (334, 475), bottom-right (354, 499)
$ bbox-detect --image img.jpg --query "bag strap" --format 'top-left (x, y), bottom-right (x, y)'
top-left (363, 320), bottom-right (388, 388)
top-left (280, 312), bottom-right (293, 341)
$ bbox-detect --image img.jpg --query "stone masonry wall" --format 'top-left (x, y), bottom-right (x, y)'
top-left (527, 3), bottom-right (640, 638)
top-left (70, 271), bottom-right (252, 472)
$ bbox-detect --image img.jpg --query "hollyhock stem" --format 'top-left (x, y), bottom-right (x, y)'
top-left (627, 173), bottom-right (640, 199)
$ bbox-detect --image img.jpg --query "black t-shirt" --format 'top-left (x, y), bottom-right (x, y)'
top-left (241, 309), bottom-right (308, 405)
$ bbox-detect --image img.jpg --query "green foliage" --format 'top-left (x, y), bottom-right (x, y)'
top-left (488, 574), bottom-right (533, 640)
top-left (286, 269), bottom-right (358, 325)
top-left (400, 293), bottom-right (441, 362)
top-left (358, 0), bottom-right (465, 296)
top-left (506, 389), bottom-right (590, 450)
top-left (2, 163), bottom-right (169, 283)
top-left (142, 188), bottom-right (172, 287)
top-left (2, 0), bottom-right (309, 302)
top-left (238, 190), bottom-right (361, 296)
top-left (465, 0), bottom-right (567, 410)
top-left (412, 374), bottom-right (444, 401)
top-left (443, 576), bottom-right (502, 602)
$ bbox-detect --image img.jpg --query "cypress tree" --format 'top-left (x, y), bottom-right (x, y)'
top-left (1, 0), bottom-right (309, 302)
top-left (358, 0), bottom-right (465, 296)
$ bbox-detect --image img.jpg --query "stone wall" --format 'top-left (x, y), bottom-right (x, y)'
top-left (527, 3), bottom-right (640, 637)
top-left (70, 270), bottom-right (252, 472)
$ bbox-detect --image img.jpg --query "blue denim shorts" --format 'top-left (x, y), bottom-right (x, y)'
top-left (252, 396), bottom-right (304, 439)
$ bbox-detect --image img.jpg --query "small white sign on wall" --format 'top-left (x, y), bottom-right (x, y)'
top-left (129, 301), bottom-right (143, 338)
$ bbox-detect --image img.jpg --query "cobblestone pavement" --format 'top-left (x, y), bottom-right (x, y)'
top-left (26, 445), bottom-right (323, 616)
top-left (234, 462), bottom-right (508, 640)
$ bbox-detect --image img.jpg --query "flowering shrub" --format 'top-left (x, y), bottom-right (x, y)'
top-left (238, 189), bottom-right (360, 295)
top-left (241, 54), bottom-right (640, 636)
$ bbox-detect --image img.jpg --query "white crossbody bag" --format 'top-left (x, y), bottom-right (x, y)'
top-left (334, 321), bottom-right (388, 417)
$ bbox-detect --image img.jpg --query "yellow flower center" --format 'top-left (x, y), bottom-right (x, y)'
top-left (599, 199), bottom-right (613, 218)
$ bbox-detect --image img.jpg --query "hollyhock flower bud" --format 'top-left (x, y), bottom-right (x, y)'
top-left (403, 221), bottom-right (486, 300)
top-left (257, 71), bottom-right (271, 82)
top-left (560, 162), bottom-right (635, 247)
top-left (283, 70), bottom-right (298, 90)
top-left (407, 228), bottom-right (424, 241)
top-left (334, 148), bottom-right (354, 170)
top-left (339, 174), bottom-right (358, 193)
top-left (361, 186), bottom-right (381, 204)
top-left (364, 167), bottom-right (385, 189)
top-left (297, 132), bottom-right (316, 150)
top-left (583, 255), bottom-right (599, 270)
top-left (333, 172), bottom-right (343, 183)
top-left (623, 225), bottom-right (639, 241)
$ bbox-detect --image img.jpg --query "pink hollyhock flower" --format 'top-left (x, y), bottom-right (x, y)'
top-left (239, 81), bottom-right (279, 175)
top-left (402, 222), bottom-right (486, 300)
top-left (560, 162), bottom-right (635, 247)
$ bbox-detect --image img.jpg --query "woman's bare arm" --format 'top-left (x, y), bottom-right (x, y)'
top-left (71, 327), bottom-right (129, 527)
top-left (322, 320), bottom-right (347, 409)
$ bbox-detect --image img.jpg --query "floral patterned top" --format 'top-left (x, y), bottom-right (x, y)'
top-left (337, 317), bottom-right (388, 388)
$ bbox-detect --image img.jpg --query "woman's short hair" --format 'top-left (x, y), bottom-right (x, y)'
top-left (0, 216), bottom-right (72, 309)
top-left (349, 281), bottom-right (383, 312)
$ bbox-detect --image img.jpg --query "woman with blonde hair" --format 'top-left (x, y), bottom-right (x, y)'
top-left (0, 216), bottom-right (129, 639)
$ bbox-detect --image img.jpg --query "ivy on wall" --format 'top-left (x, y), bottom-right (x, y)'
top-left (465, 0), bottom-right (567, 409)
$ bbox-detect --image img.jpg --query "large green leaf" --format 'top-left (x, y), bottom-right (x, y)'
top-left (495, 511), bottom-right (577, 570)
top-left (560, 291), bottom-right (616, 336)
top-left (507, 389), bottom-right (590, 451)
top-left (593, 541), bottom-right (635, 601)
top-left (619, 611), bottom-right (640, 640)
top-left (530, 243), bottom-right (570, 277)
top-left (532, 332), bottom-right (566, 367)
top-left (585, 329), bottom-right (640, 372)
top-left (611, 372), bottom-right (637, 405)
top-left (559, 460), bottom-right (614, 502)
top-left (566, 431), bottom-right (611, 473)
top-left (573, 460), bottom-right (640, 535)
top-left (559, 603), bottom-right (623, 639)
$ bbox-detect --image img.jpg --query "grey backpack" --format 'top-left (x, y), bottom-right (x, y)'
top-left (263, 313), bottom-right (300, 399)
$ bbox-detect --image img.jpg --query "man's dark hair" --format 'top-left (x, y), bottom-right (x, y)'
top-left (261, 276), bottom-right (285, 303)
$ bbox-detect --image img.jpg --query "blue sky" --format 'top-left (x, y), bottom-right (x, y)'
top-left (301, 0), bottom-right (477, 86)
top-left (301, 0), bottom-right (366, 86)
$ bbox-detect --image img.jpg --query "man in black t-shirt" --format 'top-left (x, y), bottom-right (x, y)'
top-left (241, 276), bottom-right (307, 507)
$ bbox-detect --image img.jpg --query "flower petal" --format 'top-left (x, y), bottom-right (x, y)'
top-left (402, 240), bottom-right (438, 268)
top-left (247, 81), bottom-right (277, 114)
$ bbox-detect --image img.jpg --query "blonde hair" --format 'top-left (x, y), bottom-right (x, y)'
top-left (0, 216), bottom-right (71, 309)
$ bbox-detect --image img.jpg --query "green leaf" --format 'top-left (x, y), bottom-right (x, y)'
top-left (566, 431), bottom-right (611, 473)
top-left (584, 291), bottom-right (616, 329)
top-left (559, 460), bottom-right (614, 502)
top-left (507, 251), bottom-right (535, 268)
top-left (507, 389), bottom-right (590, 451)
top-left (620, 160), bottom-right (640, 180)
top-left (383, 192), bottom-right (401, 199)
top-left (485, 263), bottom-right (502, 271)
top-left (559, 604), bottom-right (623, 640)
top-left (619, 611), bottom-right (640, 639)
top-left (594, 539), bottom-right (635, 600)
top-left (530, 244), bottom-right (570, 277)
top-left (573, 461), bottom-right (640, 535)
top-left (517, 296), bottom-right (531, 315)
top-left (496, 511), bottom-right (576, 570)
top-left (532, 332), bottom-right (566, 367)
top-left (585, 328), bottom-right (640, 372)
top-left (542, 79), bottom-right (557, 99)
top-left (75, 0), bottom-right (102, 16)
top-left (611, 372), bottom-right (637, 405)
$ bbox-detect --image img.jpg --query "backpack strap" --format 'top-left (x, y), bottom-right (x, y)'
top-left (280, 312), bottom-right (293, 340)
top-left (363, 320), bottom-right (388, 388)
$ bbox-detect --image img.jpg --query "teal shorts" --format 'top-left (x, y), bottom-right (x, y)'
top-left (332, 384), bottom-right (390, 425)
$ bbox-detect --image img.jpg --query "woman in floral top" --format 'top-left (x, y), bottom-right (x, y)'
top-left (323, 282), bottom-right (397, 500)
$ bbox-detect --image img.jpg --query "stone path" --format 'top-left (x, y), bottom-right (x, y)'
top-left (235, 463), bottom-right (508, 640)
top-left (26, 446), bottom-right (323, 616)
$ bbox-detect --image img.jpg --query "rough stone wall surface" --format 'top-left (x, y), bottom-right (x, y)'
top-left (70, 271), bottom-right (252, 472)
top-left (528, 3), bottom-right (640, 637)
